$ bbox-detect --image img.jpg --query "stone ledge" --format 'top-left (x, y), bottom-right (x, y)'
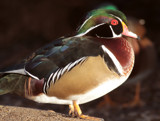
top-left (0, 105), bottom-right (104, 121)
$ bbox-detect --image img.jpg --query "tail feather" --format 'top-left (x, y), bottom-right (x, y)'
top-left (0, 73), bottom-right (44, 97)
top-left (0, 73), bottom-right (26, 95)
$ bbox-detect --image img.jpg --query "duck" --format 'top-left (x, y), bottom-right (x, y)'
top-left (98, 17), bottom-right (157, 108)
top-left (0, 6), bottom-right (138, 120)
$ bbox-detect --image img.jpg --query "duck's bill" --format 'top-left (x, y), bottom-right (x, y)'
top-left (122, 22), bottom-right (140, 40)
top-left (123, 31), bottom-right (140, 40)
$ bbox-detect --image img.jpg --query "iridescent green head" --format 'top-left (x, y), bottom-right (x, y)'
top-left (76, 7), bottom-right (138, 39)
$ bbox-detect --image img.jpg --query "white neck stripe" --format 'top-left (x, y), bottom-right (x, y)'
top-left (101, 45), bottom-right (124, 75)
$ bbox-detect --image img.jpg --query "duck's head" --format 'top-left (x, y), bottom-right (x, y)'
top-left (76, 8), bottom-right (139, 39)
top-left (75, 7), bottom-right (139, 76)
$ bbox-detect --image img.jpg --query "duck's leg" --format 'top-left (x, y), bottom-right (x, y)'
top-left (122, 82), bottom-right (144, 107)
top-left (69, 100), bottom-right (103, 121)
top-left (97, 95), bottom-right (116, 108)
top-left (69, 104), bottom-right (75, 117)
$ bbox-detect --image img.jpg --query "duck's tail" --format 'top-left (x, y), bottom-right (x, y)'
top-left (0, 73), bottom-right (27, 96)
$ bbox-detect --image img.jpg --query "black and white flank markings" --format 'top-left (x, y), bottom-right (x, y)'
top-left (43, 57), bottom-right (87, 94)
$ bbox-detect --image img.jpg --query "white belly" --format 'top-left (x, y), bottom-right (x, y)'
top-left (68, 75), bottom-right (129, 104)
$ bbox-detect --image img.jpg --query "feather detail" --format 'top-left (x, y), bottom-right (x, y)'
top-left (24, 69), bottom-right (40, 80)
top-left (43, 57), bottom-right (87, 94)
top-left (0, 69), bottom-right (26, 75)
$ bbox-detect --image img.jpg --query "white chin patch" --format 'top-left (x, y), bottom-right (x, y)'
top-left (109, 25), bottom-right (122, 38)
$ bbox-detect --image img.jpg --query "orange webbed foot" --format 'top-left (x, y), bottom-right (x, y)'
top-left (69, 101), bottom-right (103, 121)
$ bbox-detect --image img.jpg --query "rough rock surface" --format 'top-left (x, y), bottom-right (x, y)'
top-left (0, 105), bottom-right (104, 121)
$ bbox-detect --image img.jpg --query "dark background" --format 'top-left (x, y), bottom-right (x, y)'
top-left (0, 0), bottom-right (160, 120)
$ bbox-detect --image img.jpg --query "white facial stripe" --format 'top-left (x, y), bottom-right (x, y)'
top-left (109, 14), bottom-right (123, 22)
top-left (101, 45), bottom-right (124, 75)
top-left (76, 14), bottom-right (124, 38)
top-left (109, 14), bottom-right (124, 38)
top-left (78, 16), bottom-right (93, 31)
top-left (75, 23), bottom-right (106, 37)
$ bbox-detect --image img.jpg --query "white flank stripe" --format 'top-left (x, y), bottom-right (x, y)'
top-left (47, 73), bottom-right (54, 88)
top-left (61, 63), bottom-right (72, 74)
top-left (4, 69), bottom-right (26, 75)
top-left (56, 69), bottom-right (62, 81)
top-left (52, 69), bottom-right (60, 83)
top-left (67, 62), bottom-right (76, 71)
top-left (50, 57), bottom-right (87, 84)
top-left (67, 57), bottom-right (86, 71)
top-left (43, 82), bottom-right (47, 94)
top-left (24, 69), bottom-right (39, 80)
top-left (101, 45), bottom-right (124, 75)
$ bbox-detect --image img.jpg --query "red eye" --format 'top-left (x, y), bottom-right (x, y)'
top-left (111, 19), bottom-right (118, 25)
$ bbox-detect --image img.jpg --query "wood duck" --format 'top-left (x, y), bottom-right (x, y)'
top-left (98, 17), bottom-right (157, 108)
top-left (0, 7), bottom-right (138, 120)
